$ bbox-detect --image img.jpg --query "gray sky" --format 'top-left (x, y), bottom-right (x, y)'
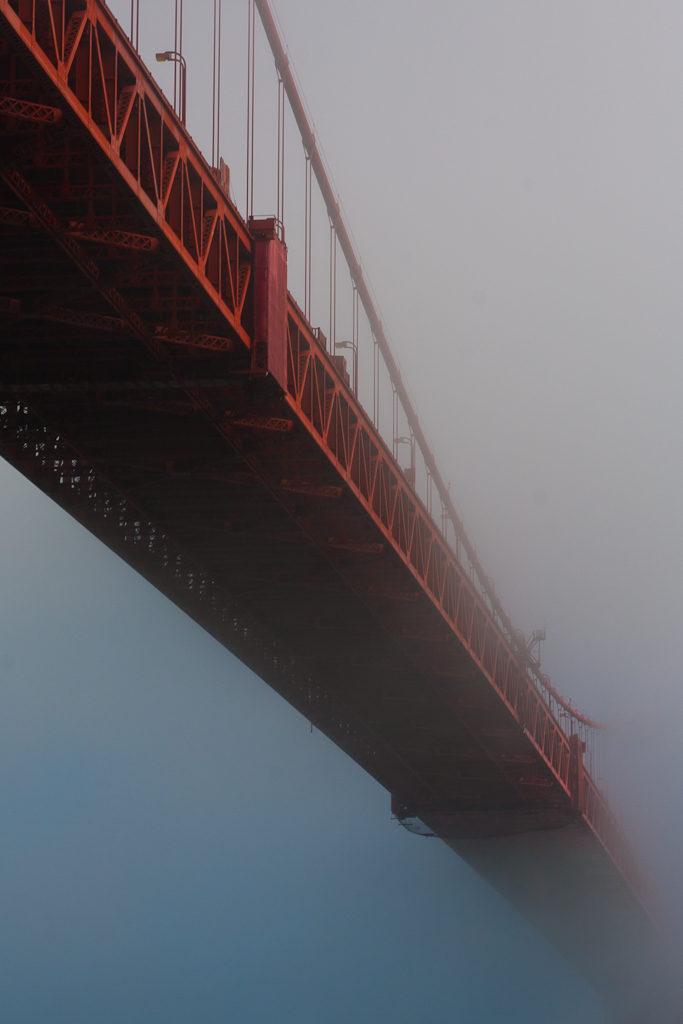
top-left (2, 0), bottom-right (683, 1020)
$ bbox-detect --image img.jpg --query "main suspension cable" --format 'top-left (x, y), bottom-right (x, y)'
top-left (250, 0), bottom-right (606, 733)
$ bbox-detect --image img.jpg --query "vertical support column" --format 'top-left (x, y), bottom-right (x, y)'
top-left (250, 217), bottom-right (288, 390)
top-left (569, 733), bottom-right (586, 813)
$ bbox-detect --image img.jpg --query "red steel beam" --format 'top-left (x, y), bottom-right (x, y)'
top-left (0, 0), bottom-right (252, 349)
top-left (0, 94), bottom-right (63, 122)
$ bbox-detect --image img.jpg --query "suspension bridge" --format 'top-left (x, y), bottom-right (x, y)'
top-left (0, 1), bottom-right (677, 1020)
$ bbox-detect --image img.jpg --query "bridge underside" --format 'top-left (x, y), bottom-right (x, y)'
top-left (0, 1), bottom-right (677, 1018)
top-left (442, 827), bottom-right (680, 1023)
top-left (0, 350), bottom-right (674, 1022)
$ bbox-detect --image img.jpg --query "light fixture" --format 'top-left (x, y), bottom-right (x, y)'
top-left (334, 340), bottom-right (358, 394)
top-left (155, 50), bottom-right (187, 126)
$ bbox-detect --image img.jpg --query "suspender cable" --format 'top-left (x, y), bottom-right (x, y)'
top-left (173, 0), bottom-right (183, 115)
top-left (373, 335), bottom-right (379, 429)
top-left (329, 221), bottom-right (336, 353)
top-left (277, 74), bottom-right (285, 226)
top-left (252, 0), bottom-right (604, 730)
top-left (352, 282), bottom-right (359, 395)
top-left (212, 0), bottom-right (222, 167)
top-left (246, 0), bottom-right (256, 220)
top-left (130, 0), bottom-right (139, 50)
top-left (212, 0), bottom-right (217, 165)
top-left (304, 155), bottom-right (312, 320)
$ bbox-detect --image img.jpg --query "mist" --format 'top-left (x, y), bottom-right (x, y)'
top-left (2, 0), bottom-right (683, 1020)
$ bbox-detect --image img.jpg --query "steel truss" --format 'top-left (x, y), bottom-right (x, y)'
top-left (0, 0), bottom-right (650, 937)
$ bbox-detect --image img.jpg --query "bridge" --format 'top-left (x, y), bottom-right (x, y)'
top-left (0, 1), bottom-right (677, 1020)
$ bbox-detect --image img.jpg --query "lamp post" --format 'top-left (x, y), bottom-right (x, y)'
top-left (130, 0), bottom-right (139, 50)
top-left (155, 50), bottom-right (187, 125)
top-left (395, 434), bottom-right (415, 488)
top-left (334, 339), bottom-right (358, 395)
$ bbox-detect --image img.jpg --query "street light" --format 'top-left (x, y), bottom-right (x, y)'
top-left (334, 339), bottom-right (358, 395)
top-left (155, 50), bottom-right (186, 125)
top-left (395, 434), bottom-right (415, 488)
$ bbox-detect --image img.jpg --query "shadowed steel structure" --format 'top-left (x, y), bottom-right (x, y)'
top-left (0, 2), bottom-right (677, 1020)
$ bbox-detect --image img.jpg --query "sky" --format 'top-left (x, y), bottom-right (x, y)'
top-left (2, 0), bottom-right (683, 1021)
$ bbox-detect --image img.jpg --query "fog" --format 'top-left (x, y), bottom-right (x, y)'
top-left (2, 0), bottom-right (683, 1020)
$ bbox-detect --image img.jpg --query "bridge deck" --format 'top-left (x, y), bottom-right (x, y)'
top-left (0, 0), bottom-right (671, 1017)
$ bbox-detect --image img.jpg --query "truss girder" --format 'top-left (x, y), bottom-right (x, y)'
top-left (0, 0), bottom-right (654, 985)
top-left (0, 0), bottom-right (252, 348)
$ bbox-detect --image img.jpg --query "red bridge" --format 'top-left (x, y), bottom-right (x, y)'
top-left (0, 2), bottom-right (676, 1020)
